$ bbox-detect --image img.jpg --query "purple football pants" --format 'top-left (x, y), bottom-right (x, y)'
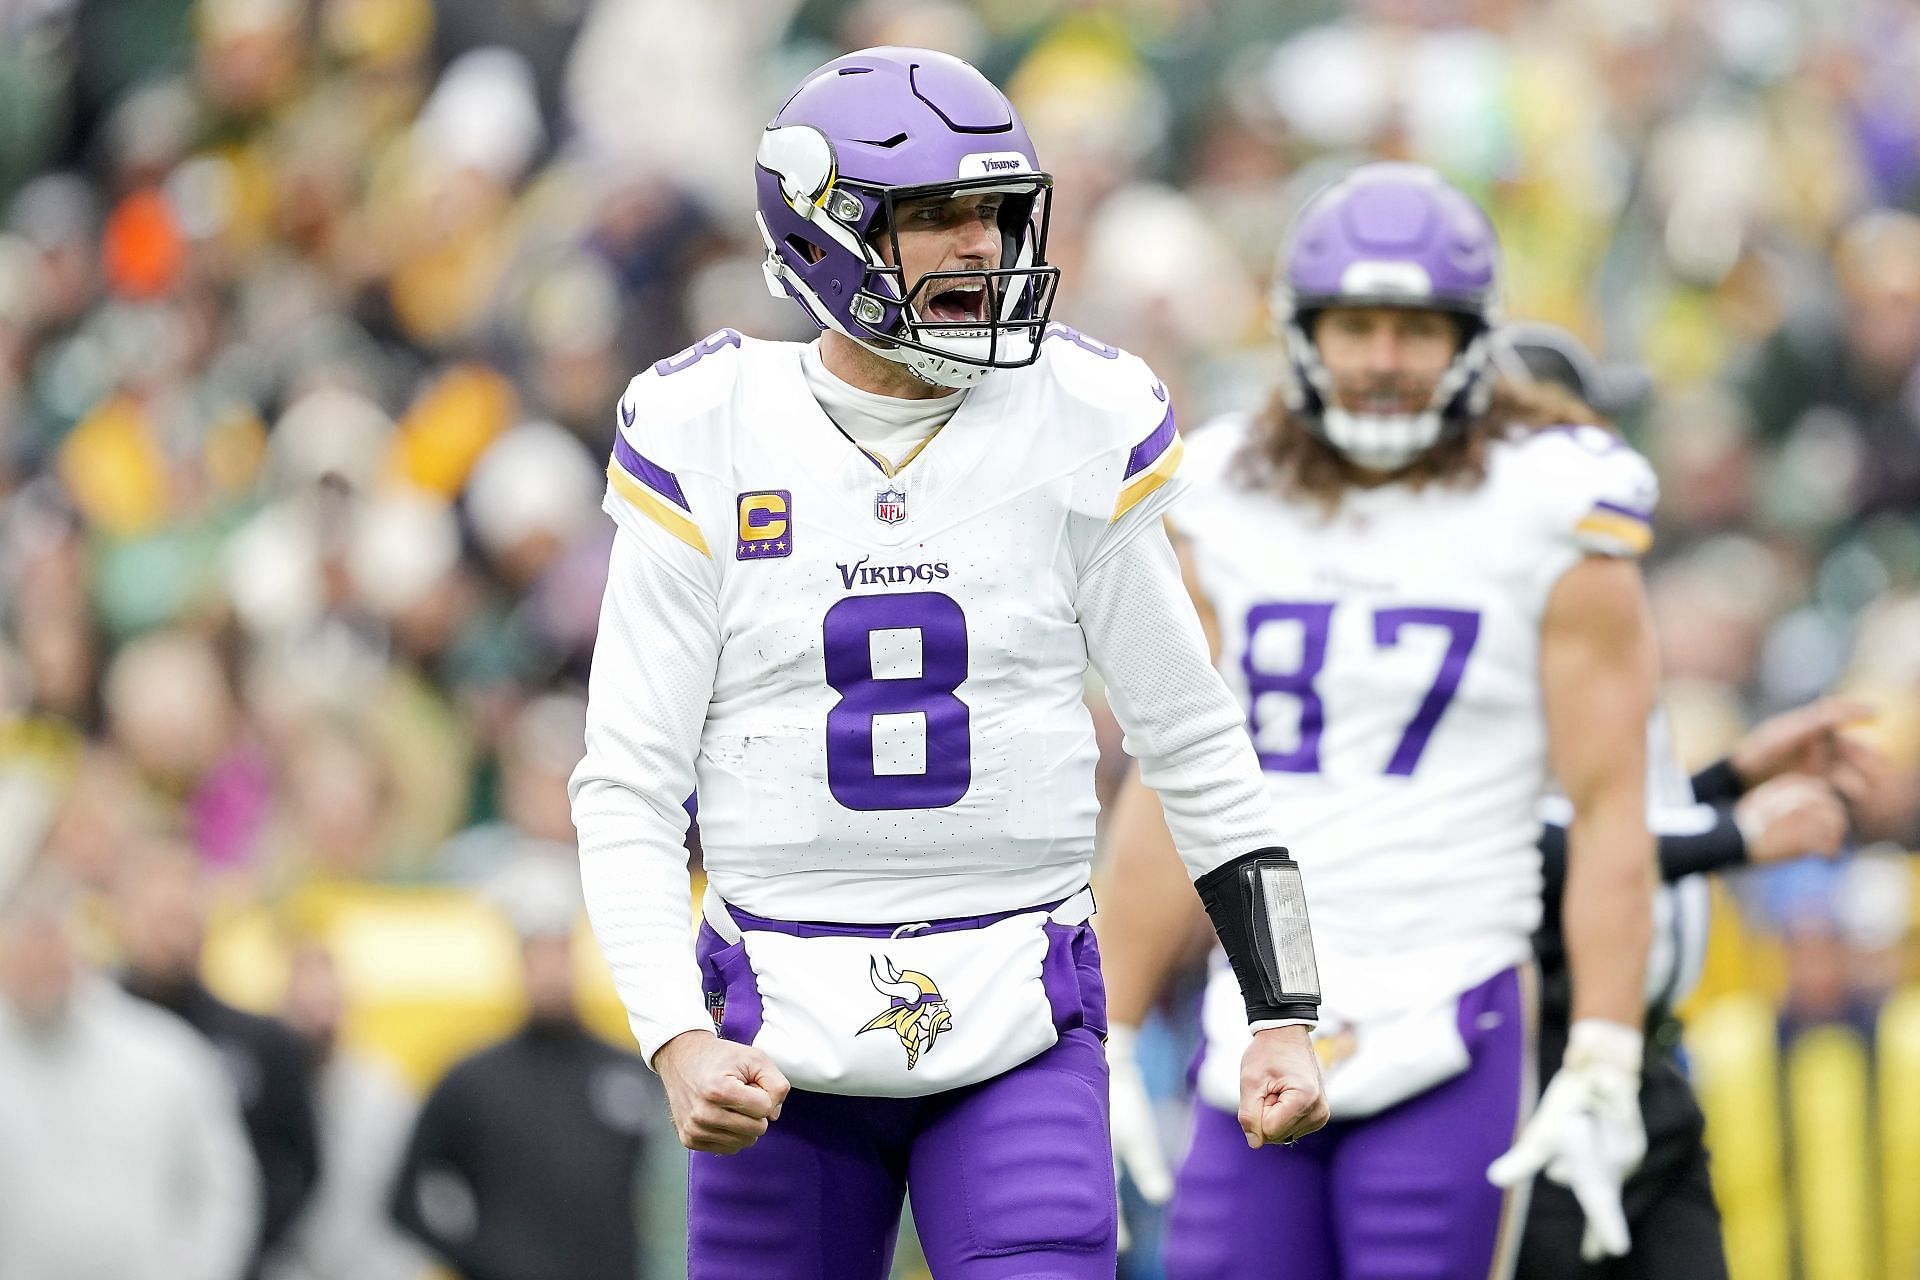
top-left (687, 914), bottom-right (1117, 1279)
top-left (1165, 965), bottom-right (1535, 1280)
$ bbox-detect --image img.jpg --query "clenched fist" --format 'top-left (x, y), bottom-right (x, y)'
top-left (654, 1031), bottom-right (791, 1154)
top-left (1238, 1025), bottom-right (1330, 1149)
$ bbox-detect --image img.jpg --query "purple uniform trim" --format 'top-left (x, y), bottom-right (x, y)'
top-left (720, 892), bottom-right (1078, 940)
top-left (610, 433), bottom-right (691, 512)
top-left (1590, 498), bottom-right (1653, 525)
top-left (1123, 407), bottom-right (1178, 480)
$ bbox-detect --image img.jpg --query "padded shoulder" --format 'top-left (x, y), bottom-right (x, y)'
top-left (1036, 323), bottom-right (1170, 440)
top-left (1496, 425), bottom-right (1660, 559)
top-left (615, 329), bottom-right (750, 449)
top-left (602, 330), bottom-right (761, 562)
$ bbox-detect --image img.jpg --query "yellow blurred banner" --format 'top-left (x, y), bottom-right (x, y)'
top-left (204, 881), bottom-right (642, 1092)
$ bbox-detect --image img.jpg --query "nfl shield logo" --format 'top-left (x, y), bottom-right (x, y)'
top-left (874, 487), bottom-right (908, 525)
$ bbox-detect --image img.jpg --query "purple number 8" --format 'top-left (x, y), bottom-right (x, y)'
top-left (1042, 323), bottom-right (1119, 360)
top-left (1243, 602), bottom-right (1335, 773)
top-left (654, 329), bottom-right (743, 377)
top-left (823, 592), bottom-right (972, 811)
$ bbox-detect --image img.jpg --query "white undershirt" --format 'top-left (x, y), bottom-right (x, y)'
top-left (799, 341), bottom-right (962, 470)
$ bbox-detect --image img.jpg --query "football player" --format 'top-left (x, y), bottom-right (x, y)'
top-left (1107, 320), bottom-right (1881, 1279)
top-left (1096, 163), bottom-right (1660, 1280)
top-left (569, 48), bottom-right (1327, 1279)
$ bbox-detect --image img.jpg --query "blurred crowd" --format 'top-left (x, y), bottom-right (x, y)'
top-left (3, 0), bottom-right (1920, 1275)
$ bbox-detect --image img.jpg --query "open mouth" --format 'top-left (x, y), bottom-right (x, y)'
top-left (923, 282), bottom-right (989, 325)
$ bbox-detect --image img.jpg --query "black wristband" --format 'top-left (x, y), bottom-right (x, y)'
top-left (1195, 847), bottom-right (1321, 1024)
top-left (1659, 806), bottom-right (1749, 878)
top-left (1690, 758), bottom-right (1746, 804)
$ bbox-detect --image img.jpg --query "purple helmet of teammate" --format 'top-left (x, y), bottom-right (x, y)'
top-left (755, 47), bottom-right (1059, 388)
top-left (1276, 163), bottom-right (1503, 471)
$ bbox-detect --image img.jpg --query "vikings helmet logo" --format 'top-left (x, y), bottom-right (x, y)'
top-left (857, 956), bottom-right (953, 1070)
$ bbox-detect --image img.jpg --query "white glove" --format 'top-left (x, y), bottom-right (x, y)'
top-left (1106, 1023), bottom-right (1173, 1253)
top-left (1488, 1019), bottom-right (1646, 1262)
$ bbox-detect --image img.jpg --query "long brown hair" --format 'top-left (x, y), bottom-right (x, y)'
top-left (1235, 376), bottom-right (1607, 513)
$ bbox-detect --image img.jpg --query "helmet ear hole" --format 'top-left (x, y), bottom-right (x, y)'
top-left (784, 234), bottom-right (827, 266)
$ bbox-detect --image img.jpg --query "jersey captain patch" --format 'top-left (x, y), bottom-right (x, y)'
top-left (737, 490), bottom-right (793, 560)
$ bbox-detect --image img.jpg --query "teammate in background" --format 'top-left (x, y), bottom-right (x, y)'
top-left (570, 47), bottom-right (1326, 1279)
top-left (1097, 163), bottom-right (1659, 1280)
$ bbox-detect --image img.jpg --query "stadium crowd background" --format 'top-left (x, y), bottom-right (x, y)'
top-left (1, 0), bottom-right (1918, 1277)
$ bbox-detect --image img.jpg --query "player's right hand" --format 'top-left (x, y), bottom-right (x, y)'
top-left (653, 1030), bottom-right (791, 1154)
top-left (1489, 1019), bottom-right (1645, 1262)
top-left (1238, 1024), bottom-right (1329, 1149)
top-left (1106, 1023), bottom-right (1173, 1253)
top-left (1735, 774), bottom-right (1849, 864)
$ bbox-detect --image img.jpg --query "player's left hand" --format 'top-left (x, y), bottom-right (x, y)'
top-left (1237, 1024), bottom-right (1328, 1149)
top-left (1489, 1019), bottom-right (1645, 1262)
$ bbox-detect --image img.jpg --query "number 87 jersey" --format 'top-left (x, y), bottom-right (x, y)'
top-left (586, 327), bottom-right (1188, 926)
top-left (1174, 416), bottom-right (1659, 974)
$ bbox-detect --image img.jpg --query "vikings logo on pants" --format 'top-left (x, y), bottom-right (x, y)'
top-left (857, 956), bottom-right (953, 1069)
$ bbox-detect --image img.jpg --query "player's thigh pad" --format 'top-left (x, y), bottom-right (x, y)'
top-left (688, 1087), bottom-right (909, 1280)
top-left (906, 1026), bottom-right (1117, 1276)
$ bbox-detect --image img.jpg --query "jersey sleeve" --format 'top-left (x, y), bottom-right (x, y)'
top-left (599, 335), bottom-right (740, 589)
top-left (570, 526), bottom-right (721, 1064)
top-left (1538, 425), bottom-right (1660, 559)
top-left (1513, 425), bottom-right (1660, 602)
top-left (1052, 337), bottom-right (1190, 576)
top-left (1076, 523), bottom-right (1293, 879)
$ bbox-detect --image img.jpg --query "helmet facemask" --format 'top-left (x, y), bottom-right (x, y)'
top-left (756, 123), bottom-right (1060, 389)
top-left (1281, 303), bottom-right (1499, 473)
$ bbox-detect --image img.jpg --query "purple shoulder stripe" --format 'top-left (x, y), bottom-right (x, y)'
top-left (612, 432), bottom-right (691, 512)
top-left (1590, 498), bottom-right (1652, 525)
top-left (1123, 407), bottom-right (1178, 480)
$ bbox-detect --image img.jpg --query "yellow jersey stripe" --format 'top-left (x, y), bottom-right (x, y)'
top-left (1574, 512), bottom-right (1654, 555)
top-left (1112, 435), bottom-right (1185, 522)
top-left (607, 460), bottom-right (711, 557)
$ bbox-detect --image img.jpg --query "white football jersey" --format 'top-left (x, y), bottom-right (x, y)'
top-left (1180, 417), bottom-right (1659, 1020)
top-left (598, 327), bottom-right (1190, 921)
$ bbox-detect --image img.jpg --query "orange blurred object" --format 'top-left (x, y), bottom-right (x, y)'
top-left (101, 189), bottom-right (186, 299)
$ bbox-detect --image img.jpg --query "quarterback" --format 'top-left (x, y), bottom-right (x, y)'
top-left (1098, 164), bottom-right (1660, 1279)
top-left (569, 48), bottom-right (1326, 1278)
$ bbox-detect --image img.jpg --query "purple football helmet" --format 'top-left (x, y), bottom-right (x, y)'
top-left (755, 47), bottom-right (1059, 388)
top-left (1276, 163), bottom-right (1503, 471)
